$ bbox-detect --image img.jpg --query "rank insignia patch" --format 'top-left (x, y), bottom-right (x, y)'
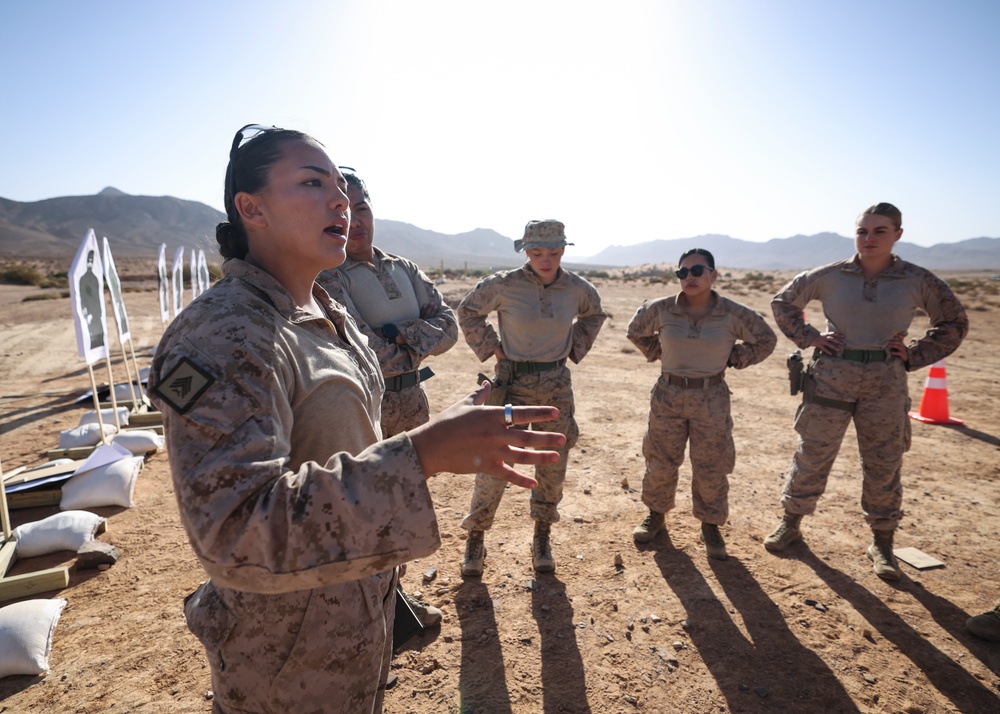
top-left (151, 357), bottom-right (215, 414)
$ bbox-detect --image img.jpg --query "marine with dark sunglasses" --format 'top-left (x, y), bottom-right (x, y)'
top-left (627, 248), bottom-right (776, 559)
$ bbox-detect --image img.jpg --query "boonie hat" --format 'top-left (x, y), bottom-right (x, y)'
top-left (514, 219), bottom-right (574, 253)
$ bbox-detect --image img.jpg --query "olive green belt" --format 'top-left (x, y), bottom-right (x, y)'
top-left (511, 359), bottom-right (566, 375)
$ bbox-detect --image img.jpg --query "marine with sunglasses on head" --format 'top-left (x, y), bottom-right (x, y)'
top-left (628, 248), bottom-right (776, 559)
top-left (457, 220), bottom-right (607, 577)
top-left (316, 169), bottom-right (457, 630)
top-left (763, 202), bottom-right (968, 580)
top-left (148, 124), bottom-right (566, 714)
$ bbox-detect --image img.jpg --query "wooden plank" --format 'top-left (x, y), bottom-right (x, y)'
top-left (46, 445), bottom-right (97, 461)
top-left (4, 459), bottom-right (84, 486)
top-left (0, 566), bottom-right (70, 601)
top-left (2, 465), bottom-right (27, 483)
top-left (7, 489), bottom-right (62, 510)
top-left (129, 412), bottom-right (163, 428)
top-left (0, 540), bottom-right (16, 578)
top-left (122, 425), bottom-right (164, 435)
top-left (894, 547), bottom-right (945, 570)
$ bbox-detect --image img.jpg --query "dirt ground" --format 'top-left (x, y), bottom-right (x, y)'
top-left (1, 265), bottom-right (999, 714)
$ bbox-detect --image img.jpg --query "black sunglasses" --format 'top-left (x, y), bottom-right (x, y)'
top-left (675, 264), bottom-right (712, 279)
top-left (228, 124), bottom-right (278, 198)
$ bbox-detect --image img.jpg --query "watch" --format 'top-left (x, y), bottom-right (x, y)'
top-left (381, 323), bottom-right (399, 342)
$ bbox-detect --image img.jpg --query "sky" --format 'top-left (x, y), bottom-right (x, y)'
top-left (1, 0), bottom-right (998, 258)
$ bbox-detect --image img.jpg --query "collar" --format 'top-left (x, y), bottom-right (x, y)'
top-left (340, 245), bottom-right (390, 271)
top-left (844, 253), bottom-right (905, 277)
top-left (669, 289), bottom-right (722, 314)
top-left (522, 262), bottom-right (565, 287)
top-left (223, 258), bottom-right (349, 324)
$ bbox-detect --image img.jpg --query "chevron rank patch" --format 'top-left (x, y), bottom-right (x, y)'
top-left (152, 357), bottom-right (215, 415)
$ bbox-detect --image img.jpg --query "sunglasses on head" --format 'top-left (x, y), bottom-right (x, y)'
top-left (675, 264), bottom-right (711, 279)
top-left (228, 124), bottom-right (278, 199)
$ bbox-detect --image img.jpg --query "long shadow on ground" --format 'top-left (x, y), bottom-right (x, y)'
top-left (455, 580), bottom-right (513, 714)
top-left (648, 536), bottom-right (859, 712)
top-left (531, 573), bottom-right (590, 713)
top-left (797, 543), bottom-right (1000, 712)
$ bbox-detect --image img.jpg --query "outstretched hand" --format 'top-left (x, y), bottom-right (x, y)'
top-left (408, 381), bottom-right (564, 489)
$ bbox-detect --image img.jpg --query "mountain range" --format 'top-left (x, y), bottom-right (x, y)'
top-left (1, 189), bottom-right (997, 271)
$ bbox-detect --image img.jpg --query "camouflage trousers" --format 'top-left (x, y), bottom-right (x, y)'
top-left (781, 356), bottom-right (911, 530)
top-left (380, 382), bottom-right (430, 438)
top-left (640, 377), bottom-right (735, 525)
top-left (461, 366), bottom-right (579, 530)
top-left (189, 570), bottom-right (397, 714)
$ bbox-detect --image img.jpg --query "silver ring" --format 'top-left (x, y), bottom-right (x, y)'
top-left (503, 403), bottom-right (514, 427)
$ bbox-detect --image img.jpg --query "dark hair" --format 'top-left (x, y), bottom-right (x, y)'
top-left (216, 126), bottom-right (318, 260)
top-left (858, 202), bottom-right (902, 230)
top-left (343, 171), bottom-right (371, 203)
top-left (678, 248), bottom-right (715, 270)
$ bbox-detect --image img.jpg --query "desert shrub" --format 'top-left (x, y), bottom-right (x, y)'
top-left (38, 276), bottom-right (69, 289)
top-left (1, 264), bottom-right (43, 285)
top-left (22, 292), bottom-right (62, 302)
top-left (582, 270), bottom-right (610, 279)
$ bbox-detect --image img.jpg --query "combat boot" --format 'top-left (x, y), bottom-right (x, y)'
top-left (461, 530), bottom-right (486, 577)
top-left (764, 511), bottom-right (803, 552)
top-left (532, 521), bottom-right (555, 572)
top-left (633, 510), bottom-right (665, 543)
top-left (867, 529), bottom-right (901, 581)
top-left (399, 589), bottom-right (442, 628)
top-left (701, 523), bottom-right (728, 561)
top-left (965, 601), bottom-right (1000, 641)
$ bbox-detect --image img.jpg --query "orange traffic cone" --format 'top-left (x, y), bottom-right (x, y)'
top-left (909, 360), bottom-right (963, 425)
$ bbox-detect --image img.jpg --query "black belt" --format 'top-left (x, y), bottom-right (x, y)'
top-left (664, 371), bottom-right (725, 389)
top-left (802, 375), bottom-right (856, 413)
top-left (826, 348), bottom-right (888, 363)
top-left (384, 366), bottom-right (434, 392)
top-left (512, 359), bottom-right (566, 375)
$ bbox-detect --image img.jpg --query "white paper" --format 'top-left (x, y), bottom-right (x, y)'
top-left (68, 229), bottom-right (109, 365)
top-left (102, 237), bottom-right (131, 343)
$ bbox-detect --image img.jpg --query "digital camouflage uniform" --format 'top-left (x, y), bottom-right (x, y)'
top-left (458, 263), bottom-right (606, 530)
top-left (148, 259), bottom-right (440, 714)
top-left (627, 291), bottom-right (776, 524)
top-left (772, 255), bottom-right (968, 529)
top-left (317, 246), bottom-right (458, 437)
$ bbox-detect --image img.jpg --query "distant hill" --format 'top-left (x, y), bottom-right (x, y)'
top-left (580, 233), bottom-right (1000, 271)
top-left (1, 189), bottom-right (997, 270)
top-left (0, 187), bottom-right (223, 257)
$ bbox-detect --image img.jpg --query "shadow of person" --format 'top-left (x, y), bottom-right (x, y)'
top-left (797, 543), bottom-right (1000, 711)
top-left (455, 580), bottom-right (513, 714)
top-left (650, 542), bottom-right (858, 712)
top-left (530, 573), bottom-right (590, 714)
top-left (902, 578), bottom-right (1000, 676)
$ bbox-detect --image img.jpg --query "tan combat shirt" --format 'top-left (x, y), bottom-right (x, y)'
top-left (317, 246), bottom-right (458, 378)
top-left (457, 264), bottom-right (607, 363)
top-left (627, 291), bottom-right (777, 377)
top-left (772, 255), bottom-right (969, 371)
top-left (149, 259), bottom-right (440, 594)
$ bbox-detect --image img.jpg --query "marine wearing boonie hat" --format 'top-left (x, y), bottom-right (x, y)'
top-left (514, 219), bottom-right (575, 252)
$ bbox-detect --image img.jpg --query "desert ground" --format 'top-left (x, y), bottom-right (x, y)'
top-left (1, 262), bottom-right (998, 714)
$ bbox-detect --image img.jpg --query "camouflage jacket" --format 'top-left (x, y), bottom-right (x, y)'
top-left (771, 255), bottom-right (969, 371)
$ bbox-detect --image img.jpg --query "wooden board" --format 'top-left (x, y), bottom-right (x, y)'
top-left (0, 566), bottom-right (70, 601)
top-left (3, 459), bottom-right (85, 486)
top-left (45, 445), bottom-right (98, 460)
top-left (7, 489), bottom-right (62, 510)
top-left (128, 412), bottom-right (163, 428)
top-left (894, 546), bottom-right (945, 570)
